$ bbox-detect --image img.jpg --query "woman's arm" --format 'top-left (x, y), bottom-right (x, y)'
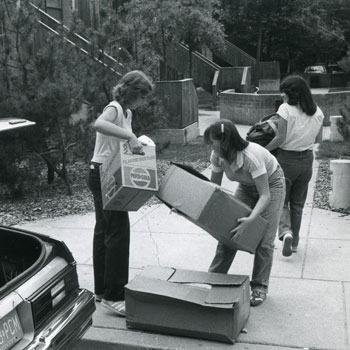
top-left (247, 173), bottom-right (271, 220)
top-left (230, 173), bottom-right (271, 238)
top-left (265, 116), bottom-right (287, 151)
top-left (315, 124), bottom-right (323, 144)
top-left (94, 107), bottom-right (142, 153)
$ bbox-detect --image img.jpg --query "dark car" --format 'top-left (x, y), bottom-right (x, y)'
top-left (326, 64), bottom-right (346, 74)
top-left (0, 119), bottom-right (95, 350)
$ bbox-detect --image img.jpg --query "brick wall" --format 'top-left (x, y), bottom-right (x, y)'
top-left (220, 90), bottom-right (350, 126)
top-left (220, 91), bottom-right (282, 125)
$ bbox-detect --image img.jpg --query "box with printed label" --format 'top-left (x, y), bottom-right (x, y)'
top-left (157, 163), bottom-right (267, 253)
top-left (125, 266), bottom-right (250, 344)
top-left (100, 136), bottom-right (158, 211)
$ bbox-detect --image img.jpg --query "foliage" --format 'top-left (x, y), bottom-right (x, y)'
top-left (219, 0), bottom-right (350, 73)
top-left (0, 1), bottom-right (117, 195)
top-left (120, 0), bottom-right (226, 78)
top-left (175, 0), bottom-right (225, 76)
top-left (316, 140), bottom-right (350, 160)
top-left (0, 129), bottom-right (40, 198)
top-left (337, 105), bottom-right (350, 141)
top-left (132, 95), bottom-right (170, 136)
top-left (0, 137), bottom-right (212, 226)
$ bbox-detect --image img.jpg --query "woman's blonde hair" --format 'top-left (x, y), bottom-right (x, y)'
top-left (112, 70), bottom-right (153, 106)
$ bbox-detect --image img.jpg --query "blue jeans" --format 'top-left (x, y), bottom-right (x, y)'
top-left (209, 167), bottom-right (285, 293)
top-left (87, 164), bottom-right (130, 302)
top-left (276, 149), bottom-right (314, 247)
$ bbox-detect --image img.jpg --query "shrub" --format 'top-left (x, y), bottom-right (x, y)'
top-left (338, 104), bottom-right (350, 140)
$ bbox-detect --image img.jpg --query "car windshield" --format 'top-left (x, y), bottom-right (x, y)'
top-left (304, 66), bottom-right (327, 73)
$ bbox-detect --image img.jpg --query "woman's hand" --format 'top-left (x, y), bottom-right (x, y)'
top-left (128, 134), bottom-right (144, 155)
top-left (229, 216), bottom-right (254, 240)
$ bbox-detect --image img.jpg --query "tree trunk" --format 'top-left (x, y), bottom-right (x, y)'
top-left (188, 47), bottom-right (193, 78)
top-left (256, 21), bottom-right (263, 62)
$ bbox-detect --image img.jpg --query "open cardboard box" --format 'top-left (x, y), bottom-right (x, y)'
top-left (125, 266), bottom-right (250, 344)
top-left (100, 136), bottom-right (158, 211)
top-left (157, 163), bottom-right (267, 253)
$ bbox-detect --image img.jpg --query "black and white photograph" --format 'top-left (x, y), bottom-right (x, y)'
top-left (1, 0), bottom-right (350, 349)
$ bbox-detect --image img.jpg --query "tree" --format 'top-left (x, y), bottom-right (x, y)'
top-left (123, 0), bottom-right (180, 78)
top-left (219, 0), bottom-right (350, 73)
top-left (175, 0), bottom-right (225, 77)
top-left (119, 0), bottom-right (226, 78)
top-left (0, 1), bottom-right (116, 195)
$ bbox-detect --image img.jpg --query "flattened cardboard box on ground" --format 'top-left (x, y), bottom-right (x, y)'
top-left (157, 163), bottom-right (267, 253)
top-left (100, 136), bottom-right (158, 211)
top-left (125, 266), bottom-right (250, 344)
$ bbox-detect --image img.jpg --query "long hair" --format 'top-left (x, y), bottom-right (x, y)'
top-left (203, 119), bottom-right (248, 162)
top-left (280, 75), bottom-right (317, 116)
top-left (112, 70), bottom-right (154, 107)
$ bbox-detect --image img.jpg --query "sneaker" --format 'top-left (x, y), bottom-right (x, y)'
top-left (101, 299), bottom-right (126, 317)
top-left (250, 290), bottom-right (266, 307)
top-left (95, 294), bottom-right (103, 302)
top-left (282, 233), bottom-right (293, 257)
top-left (292, 245), bottom-right (298, 253)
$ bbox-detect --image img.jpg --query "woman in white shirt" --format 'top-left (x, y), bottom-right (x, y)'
top-left (88, 70), bottom-right (153, 316)
top-left (266, 75), bottom-right (324, 257)
top-left (204, 119), bottom-right (285, 306)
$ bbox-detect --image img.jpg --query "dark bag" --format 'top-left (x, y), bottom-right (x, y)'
top-left (246, 113), bottom-right (279, 147)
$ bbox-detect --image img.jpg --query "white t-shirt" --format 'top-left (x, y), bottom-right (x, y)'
top-left (91, 101), bottom-right (132, 164)
top-left (277, 103), bottom-right (324, 151)
top-left (211, 142), bottom-right (278, 186)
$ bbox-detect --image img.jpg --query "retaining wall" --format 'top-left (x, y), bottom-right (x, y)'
top-left (220, 90), bottom-right (350, 126)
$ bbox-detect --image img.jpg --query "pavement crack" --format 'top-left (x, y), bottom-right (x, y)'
top-left (342, 282), bottom-right (350, 349)
top-left (145, 216), bottom-right (160, 266)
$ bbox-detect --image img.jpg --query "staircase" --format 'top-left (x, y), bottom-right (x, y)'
top-left (30, 3), bottom-right (125, 78)
top-left (163, 40), bottom-right (254, 107)
top-left (163, 39), bottom-right (280, 108)
top-left (214, 39), bottom-right (256, 67)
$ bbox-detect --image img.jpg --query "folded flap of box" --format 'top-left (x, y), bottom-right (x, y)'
top-left (171, 162), bottom-right (210, 182)
top-left (169, 269), bottom-right (247, 286)
top-left (139, 266), bottom-right (176, 280)
top-left (126, 276), bottom-right (236, 308)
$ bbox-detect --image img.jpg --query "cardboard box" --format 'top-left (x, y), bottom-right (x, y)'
top-left (125, 266), bottom-right (250, 344)
top-left (157, 163), bottom-right (267, 253)
top-left (100, 136), bottom-right (158, 211)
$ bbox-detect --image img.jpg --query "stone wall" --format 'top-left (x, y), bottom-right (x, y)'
top-left (220, 90), bottom-right (350, 126)
top-left (313, 92), bottom-right (350, 125)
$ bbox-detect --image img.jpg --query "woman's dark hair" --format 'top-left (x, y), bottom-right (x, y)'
top-left (280, 75), bottom-right (317, 116)
top-left (203, 119), bottom-right (248, 162)
top-left (112, 70), bottom-right (154, 106)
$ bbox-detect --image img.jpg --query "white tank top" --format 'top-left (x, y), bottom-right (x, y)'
top-left (91, 101), bottom-right (132, 164)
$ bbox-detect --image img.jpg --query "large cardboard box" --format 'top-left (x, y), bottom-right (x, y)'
top-left (100, 136), bottom-right (158, 211)
top-left (125, 266), bottom-right (250, 344)
top-left (157, 163), bottom-right (267, 253)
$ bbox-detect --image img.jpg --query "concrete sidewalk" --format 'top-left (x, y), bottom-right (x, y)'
top-left (16, 117), bottom-right (350, 350)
